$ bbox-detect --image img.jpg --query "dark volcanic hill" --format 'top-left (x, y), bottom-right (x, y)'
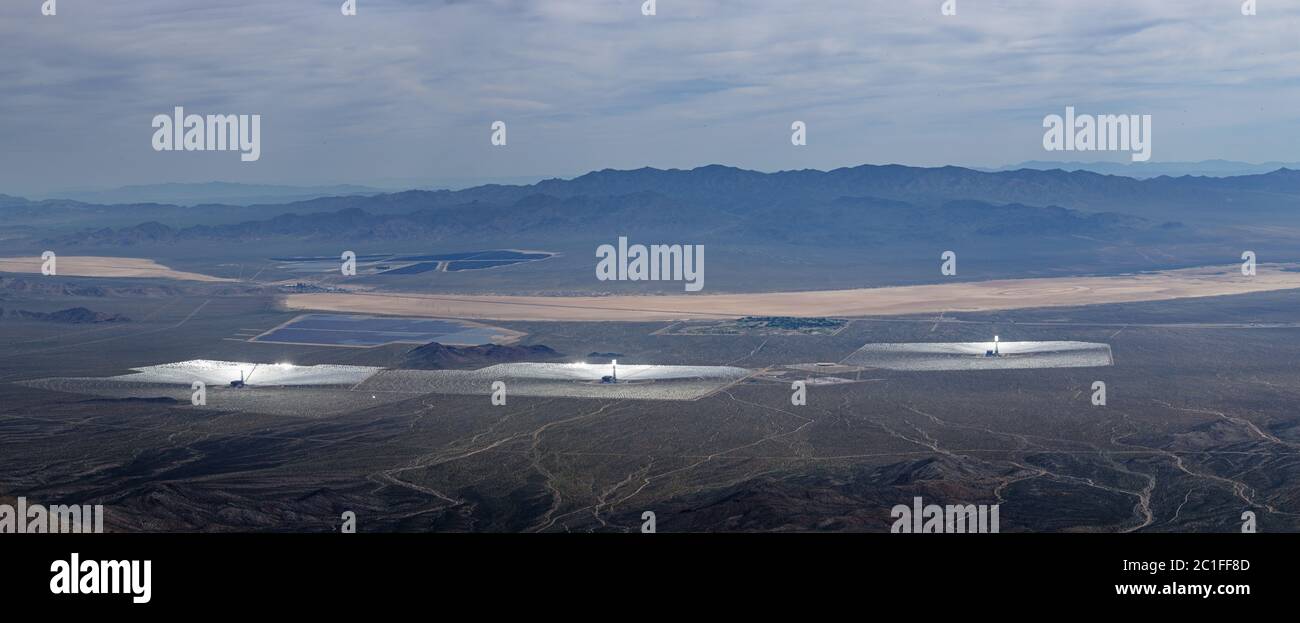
top-left (400, 343), bottom-right (563, 370)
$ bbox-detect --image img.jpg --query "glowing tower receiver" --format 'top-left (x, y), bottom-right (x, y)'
top-left (231, 363), bottom-right (258, 388)
top-left (601, 359), bottom-right (619, 384)
top-left (985, 336), bottom-right (1002, 358)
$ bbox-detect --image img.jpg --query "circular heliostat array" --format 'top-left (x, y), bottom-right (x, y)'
top-left (842, 341), bottom-right (1113, 371)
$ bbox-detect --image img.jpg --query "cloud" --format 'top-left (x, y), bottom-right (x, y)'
top-left (2, 0), bottom-right (1298, 194)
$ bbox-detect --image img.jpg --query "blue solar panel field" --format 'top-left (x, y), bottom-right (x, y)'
top-left (252, 314), bottom-right (521, 347)
top-left (270, 249), bottom-right (554, 276)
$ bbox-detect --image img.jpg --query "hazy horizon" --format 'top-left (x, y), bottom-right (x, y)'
top-left (13, 158), bottom-right (1300, 206)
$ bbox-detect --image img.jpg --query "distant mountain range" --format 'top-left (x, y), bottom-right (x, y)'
top-left (18, 164), bottom-right (1300, 230)
top-left (32, 182), bottom-right (386, 207)
top-left (48, 190), bottom-right (1172, 249)
top-left (12, 164), bottom-right (1300, 269)
top-left (31, 162), bottom-right (1296, 205)
top-left (990, 160), bottom-right (1300, 179)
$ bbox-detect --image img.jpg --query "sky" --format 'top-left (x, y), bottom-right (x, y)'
top-left (3, 0), bottom-right (1299, 196)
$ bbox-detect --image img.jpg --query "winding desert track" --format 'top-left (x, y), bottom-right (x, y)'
top-left (284, 264), bottom-right (1300, 321)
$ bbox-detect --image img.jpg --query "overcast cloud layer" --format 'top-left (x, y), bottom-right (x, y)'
top-left (3, 0), bottom-right (1298, 195)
